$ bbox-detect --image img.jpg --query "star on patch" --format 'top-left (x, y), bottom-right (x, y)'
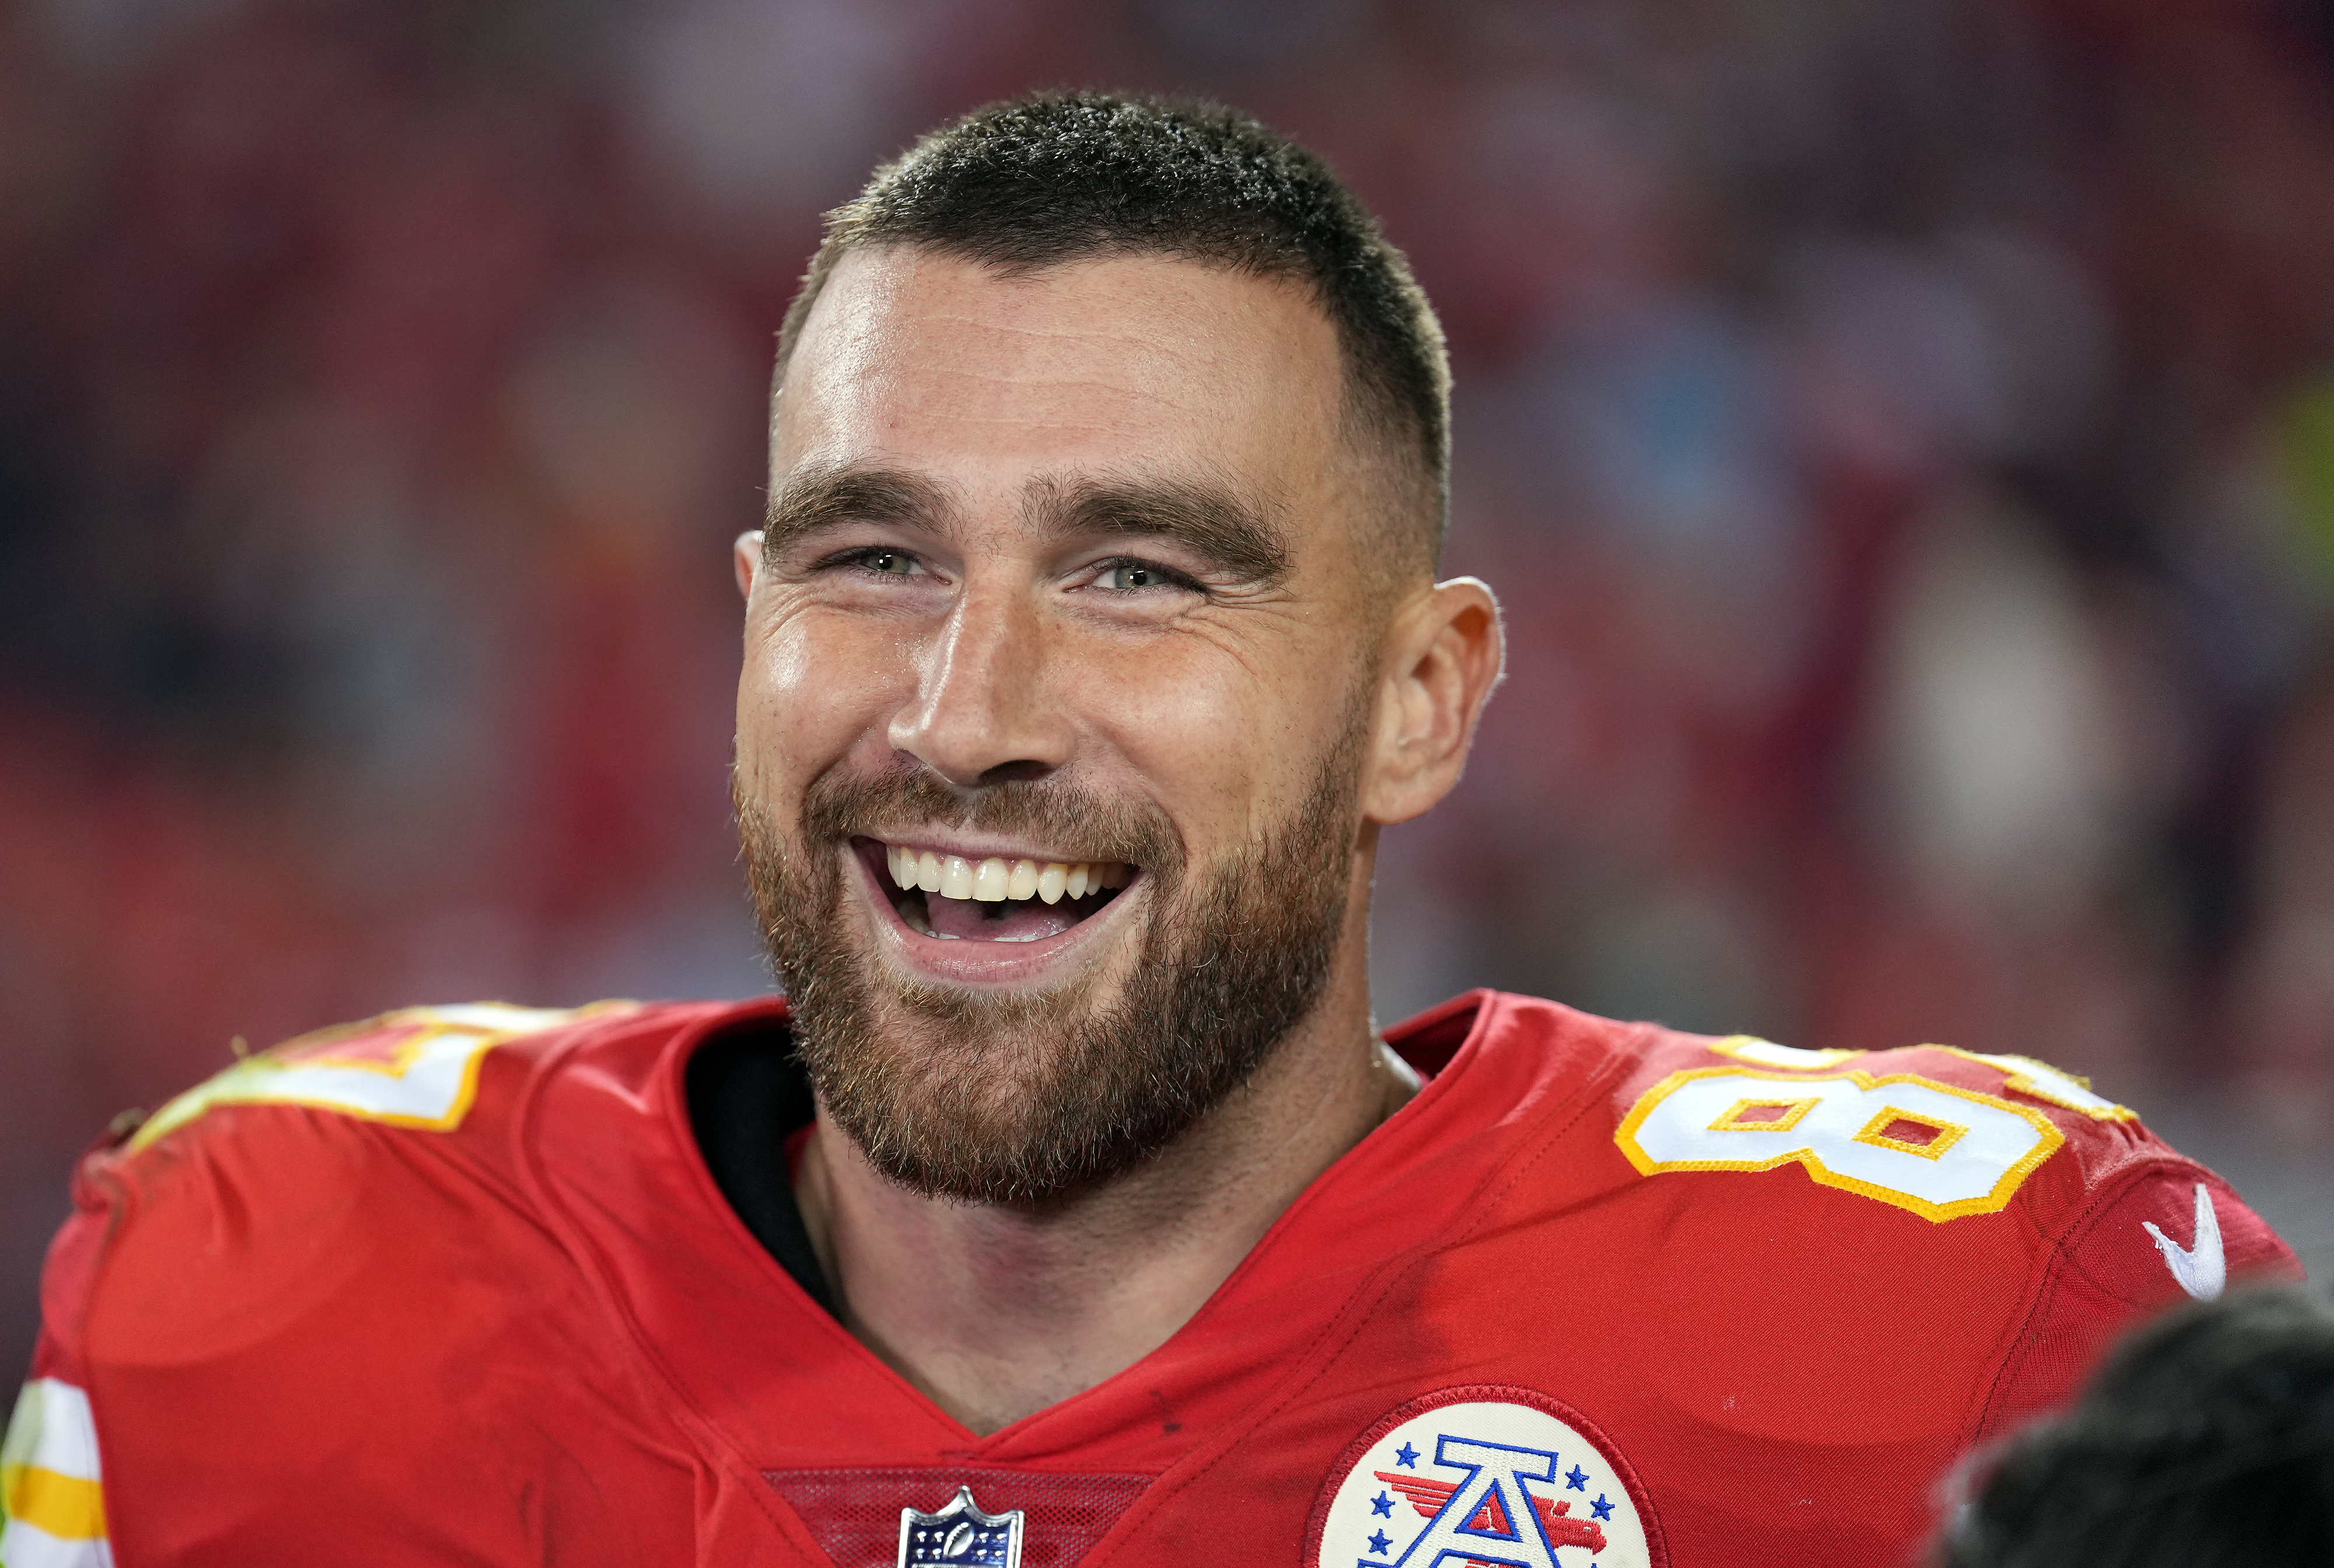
top-left (1370, 1490), bottom-right (1395, 1517)
top-left (1393, 1442), bottom-right (1420, 1468)
top-left (1590, 1493), bottom-right (1614, 1521)
top-left (1565, 1464), bottom-right (1589, 1490)
top-left (1367, 1529), bottom-right (1392, 1555)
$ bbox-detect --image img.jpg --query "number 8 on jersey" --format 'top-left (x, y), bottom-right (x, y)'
top-left (1615, 1067), bottom-right (2064, 1222)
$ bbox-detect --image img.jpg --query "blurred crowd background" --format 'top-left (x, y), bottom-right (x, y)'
top-left (6, 0), bottom-right (2334, 1371)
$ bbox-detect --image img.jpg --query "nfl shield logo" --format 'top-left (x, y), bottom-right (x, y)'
top-left (897, 1485), bottom-right (1025, 1567)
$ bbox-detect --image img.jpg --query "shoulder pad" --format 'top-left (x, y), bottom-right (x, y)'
top-left (1699, 1035), bottom-right (2135, 1120)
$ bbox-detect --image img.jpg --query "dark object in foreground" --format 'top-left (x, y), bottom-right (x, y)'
top-left (1938, 1286), bottom-right (2334, 1567)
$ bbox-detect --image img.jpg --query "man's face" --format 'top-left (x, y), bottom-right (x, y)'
top-left (736, 248), bottom-right (1385, 1202)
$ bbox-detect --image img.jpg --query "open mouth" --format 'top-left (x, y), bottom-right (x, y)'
top-left (857, 838), bottom-right (1135, 944)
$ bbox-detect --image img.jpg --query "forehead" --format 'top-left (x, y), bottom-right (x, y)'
top-left (773, 247), bottom-right (1347, 494)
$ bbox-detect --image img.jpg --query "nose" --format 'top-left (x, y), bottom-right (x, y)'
top-left (888, 579), bottom-right (1072, 787)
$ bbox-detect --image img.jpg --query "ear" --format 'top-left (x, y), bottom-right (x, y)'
top-left (733, 531), bottom-right (764, 601)
top-left (1361, 576), bottom-right (1504, 826)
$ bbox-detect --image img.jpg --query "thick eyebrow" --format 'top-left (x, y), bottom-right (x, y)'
top-left (761, 462), bottom-right (959, 562)
top-left (1027, 473), bottom-right (1291, 588)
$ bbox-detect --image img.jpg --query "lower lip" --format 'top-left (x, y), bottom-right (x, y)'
top-left (850, 842), bottom-right (1143, 988)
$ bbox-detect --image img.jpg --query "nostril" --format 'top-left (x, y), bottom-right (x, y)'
top-left (975, 760), bottom-right (1055, 787)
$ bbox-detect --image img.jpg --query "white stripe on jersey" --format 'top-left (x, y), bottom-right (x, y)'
top-left (1, 1517), bottom-right (116, 1568)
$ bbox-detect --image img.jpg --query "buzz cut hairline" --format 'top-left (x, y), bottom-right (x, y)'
top-left (767, 90), bottom-right (1452, 585)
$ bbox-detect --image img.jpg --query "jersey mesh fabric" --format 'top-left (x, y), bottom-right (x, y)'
top-left (16, 991), bottom-right (2305, 1567)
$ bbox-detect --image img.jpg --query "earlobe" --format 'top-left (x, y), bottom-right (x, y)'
top-left (733, 532), bottom-right (764, 602)
top-left (1361, 577), bottom-right (1505, 827)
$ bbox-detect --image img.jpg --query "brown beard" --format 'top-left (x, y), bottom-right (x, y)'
top-left (735, 711), bottom-right (1368, 1206)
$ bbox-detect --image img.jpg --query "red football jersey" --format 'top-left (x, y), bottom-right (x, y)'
top-left (5, 992), bottom-right (2300, 1567)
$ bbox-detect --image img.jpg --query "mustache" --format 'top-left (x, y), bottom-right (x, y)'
top-left (791, 756), bottom-right (1187, 878)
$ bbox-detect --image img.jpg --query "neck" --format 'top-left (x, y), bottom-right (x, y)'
top-left (789, 916), bottom-right (1413, 1435)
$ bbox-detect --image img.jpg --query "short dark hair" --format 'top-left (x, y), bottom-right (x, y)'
top-left (773, 90), bottom-right (1451, 579)
top-left (1937, 1287), bottom-right (2334, 1567)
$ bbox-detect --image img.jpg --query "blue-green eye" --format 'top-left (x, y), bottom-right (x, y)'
top-left (863, 550), bottom-right (915, 575)
top-left (1103, 563), bottom-right (1159, 591)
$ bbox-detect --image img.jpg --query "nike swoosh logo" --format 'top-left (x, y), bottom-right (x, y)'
top-left (2143, 1182), bottom-right (2225, 1300)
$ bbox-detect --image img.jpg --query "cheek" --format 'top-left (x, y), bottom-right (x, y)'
top-left (738, 605), bottom-right (907, 785)
top-left (1087, 634), bottom-right (1352, 839)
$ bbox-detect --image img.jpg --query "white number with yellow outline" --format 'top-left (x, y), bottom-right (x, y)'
top-left (129, 1001), bottom-right (631, 1151)
top-left (1616, 1065), bottom-right (2064, 1222)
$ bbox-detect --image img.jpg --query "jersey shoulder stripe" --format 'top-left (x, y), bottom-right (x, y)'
top-left (1, 1378), bottom-right (108, 1568)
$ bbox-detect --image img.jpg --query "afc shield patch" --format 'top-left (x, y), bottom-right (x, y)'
top-left (1306, 1385), bottom-right (1665, 1568)
top-left (899, 1485), bottom-right (1025, 1567)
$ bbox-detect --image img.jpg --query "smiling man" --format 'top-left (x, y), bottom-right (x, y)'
top-left (8, 94), bottom-right (2302, 1568)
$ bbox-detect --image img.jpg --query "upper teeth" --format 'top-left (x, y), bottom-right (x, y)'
top-left (884, 845), bottom-right (1130, 904)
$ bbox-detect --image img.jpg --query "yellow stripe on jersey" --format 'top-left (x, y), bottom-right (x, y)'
top-left (1, 1466), bottom-right (105, 1541)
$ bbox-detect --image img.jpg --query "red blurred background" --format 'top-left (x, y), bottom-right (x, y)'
top-left (5, 0), bottom-right (2333, 1375)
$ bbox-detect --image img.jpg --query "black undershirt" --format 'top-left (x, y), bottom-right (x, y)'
top-left (683, 1017), bottom-right (837, 1316)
